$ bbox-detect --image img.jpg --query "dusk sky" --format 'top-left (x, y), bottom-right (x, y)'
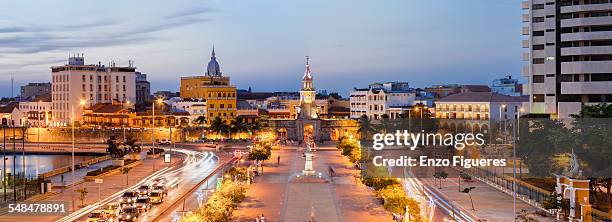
top-left (0, 0), bottom-right (523, 97)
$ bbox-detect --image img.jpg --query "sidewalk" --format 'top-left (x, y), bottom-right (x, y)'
top-left (420, 173), bottom-right (552, 221)
top-left (232, 147), bottom-right (389, 222)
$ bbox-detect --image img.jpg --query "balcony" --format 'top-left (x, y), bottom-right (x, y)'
top-left (522, 40), bottom-right (529, 48)
top-left (522, 26), bottom-right (530, 35)
top-left (561, 61), bottom-right (612, 74)
top-left (522, 1), bottom-right (529, 9)
top-left (522, 14), bottom-right (530, 22)
top-left (561, 81), bottom-right (612, 94)
top-left (522, 52), bottom-right (530, 61)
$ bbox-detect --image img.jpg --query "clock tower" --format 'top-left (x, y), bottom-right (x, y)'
top-left (299, 56), bottom-right (317, 119)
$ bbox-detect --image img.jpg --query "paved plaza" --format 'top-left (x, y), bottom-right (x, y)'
top-left (232, 146), bottom-right (390, 222)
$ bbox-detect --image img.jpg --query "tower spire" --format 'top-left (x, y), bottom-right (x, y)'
top-left (211, 45), bottom-right (216, 58)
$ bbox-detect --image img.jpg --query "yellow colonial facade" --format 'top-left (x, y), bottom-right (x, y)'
top-left (179, 48), bottom-right (236, 124)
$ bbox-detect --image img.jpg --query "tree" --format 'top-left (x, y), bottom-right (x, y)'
top-left (122, 167), bottom-right (132, 186)
top-left (124, 136), bottom-right (141, 153)
top-left (357, 115), bottom-right (377, 140)
top-left (461, 187), bottom-right (476, 210)
top-left (229, 117), bottom-right (249, 138)
top-left (248, 146), bottom-right (271, 174)
top-left (210, 117), bottom-right (230, 137)
top-left (106, 138), bottom-right (124, 158)
top-left (377, 184), bottom-right (422, 221)
top-left (75, 188), bottom-right (88, 207)
top-left (194, 116), bottom-right (207, 126)
top-left (433, 171), bottom-right (448, 189)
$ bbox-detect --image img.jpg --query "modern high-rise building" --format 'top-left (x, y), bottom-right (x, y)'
top-left (50, 55), bottom-right (136, 126)
top-left (180, 47), bottom-right (237, 124)
top-left (523, 0), bottom-right (612, 118)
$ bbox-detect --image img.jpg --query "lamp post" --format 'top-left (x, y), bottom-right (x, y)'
top-left (499, 104), bottom-right (506, 143)
top-left (152, 98), bottom-right (163, 170)
top-left (512, 107), bottom-right (524, 221)
top-left (37, 101), bottom-right (41, 179)
top-left (71, 100), bottom-right (86, 210)
top-left (415, 107), bottom-right (423, 132)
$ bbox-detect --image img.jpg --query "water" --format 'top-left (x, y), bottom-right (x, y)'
top-left (0, 154), bottom-right (100, 179)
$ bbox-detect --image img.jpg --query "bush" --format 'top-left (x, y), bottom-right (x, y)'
top-left (377, 184), bottom-right (421, 221)
top-left (362, 177), bottom-right (400, 190)
top-left (86, 165), bottom-right (121, 176)
top-left (147, 148), bottom-right (165, 155)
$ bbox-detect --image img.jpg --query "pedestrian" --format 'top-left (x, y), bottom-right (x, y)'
top-left (277, 155), bottom-right (280, 166)
top-left (260, 214), bottom-right (266, 222)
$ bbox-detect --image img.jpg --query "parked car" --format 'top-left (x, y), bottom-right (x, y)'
top-left (134, 196), bottom-right (152, 212)
top-left (118, 206), bottom-right (139, 222)
top-left (159, 139), bottom-right (171, 145)
top-left (119, 191), bottom-right (138, 205)
top-left (149, 191), bottom-right (163, 204)
top-left (137, 185), bottom-right (150, 196)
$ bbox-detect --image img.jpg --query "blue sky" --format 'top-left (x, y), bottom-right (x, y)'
top-left (0, 0), bottom-right (523, 97)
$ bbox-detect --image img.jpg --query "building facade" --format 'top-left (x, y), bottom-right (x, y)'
top-left (523, 0), bottom-right (612, 118)
top-left (19, 100), bottom-right (52, 127)
top-left (179, 48), bottom-right (237, 124)
top-left (435, 92), bottom-right (529, 132)
top-left (20, 82), bottom-right (51, 100)
top-left (135, 72), bottom-right (151, 105)
top-left (50, 55), bottom-right (137, 126)
top-left (491, 76), bottom-right (523, 96)
top-left (349, 82), bottom-right (416, 119)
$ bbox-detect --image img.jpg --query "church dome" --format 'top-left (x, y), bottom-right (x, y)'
top-left (206, 47), bottom-right (222, 76)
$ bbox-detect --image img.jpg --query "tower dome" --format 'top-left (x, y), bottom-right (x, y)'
top-left (206, 46), bottom-right (222, 76)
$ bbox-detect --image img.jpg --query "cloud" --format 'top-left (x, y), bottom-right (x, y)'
top-left (62, 20), bottom-right (121, 29)
top-left (164, 7), bottom-right (216, 19)
top-left (0, 26), bottom-right (27, 33)
top-left (0, 58), bottom-right (66, 70)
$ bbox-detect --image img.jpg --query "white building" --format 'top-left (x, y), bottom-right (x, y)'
top-left (349, 82), bottom-right (416, 120)
top-left (51, 55), bottom-right (137, 126)
top-left (166, 99), bottom-right (207, 123)
top-left (19, 100), bottom-right (52, 127)
top-left (523, 0), bottom-right (612, 118)
top-left (435, 92), bottom-right (529, 126)
top-left (0, 103), bottom-right (26, 127)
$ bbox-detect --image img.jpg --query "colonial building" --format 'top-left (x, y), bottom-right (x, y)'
top-left (435, 92), bottom-right (529, 132)
top-left (50, 54), bottom-right (137, 126)
top-left (349, 82), bottom-right (417, 120)
top-left (19, 94), bottom-right (52, 127)
top-left (0, 103), bottom-right (25, 127)
top-left (179, 47), bottom-right (237, 124)
top-left (268, 58), bottom-right (358, 143)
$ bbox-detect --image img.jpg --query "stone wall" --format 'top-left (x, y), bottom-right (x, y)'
top-left (0, 127), bottom-right (184, 144)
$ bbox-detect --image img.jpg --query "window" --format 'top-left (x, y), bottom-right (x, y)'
top-left (533, 17), bottom-right (545, 23)
top-left (533, 58), bottom-right (545, 64)
top-left (533, 94), bottom-right (545, 102)
top-left (533, 44), bottom-right (544, 50)
top-left (533, 75), bottom-right (545, 83)
top-left (532, 4), bottom-right (544, 9)
top-left (82, 75), bottom-right (86, 81)
top-left (122, 76), bottom-right (126, 82)
top-left (533, 31), bottom-right (544, 36)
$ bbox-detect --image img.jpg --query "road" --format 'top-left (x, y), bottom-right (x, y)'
top-left (55, 147), bottom-right (220, 222)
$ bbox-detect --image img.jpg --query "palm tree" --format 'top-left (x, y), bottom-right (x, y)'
top-left (210, 117), bottom-right (230, 137)
top-left (122, 167), bottom-right (132, 185)
top-left (461, 187), bottom-right (476, 210)
top-left (230, 117), bottom-right (249, 138)
top-left (194, 115), bottom-right (206, 126)
top-left (357, 115), bottom-right (377, 140)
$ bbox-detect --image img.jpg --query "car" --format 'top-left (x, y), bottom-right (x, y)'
top-left (133, 196), bottom-right (152, 212)
top-left (137, 185), bottom-right (150, 196)
top-left (149, 191), bottom-right (163, 204)
top-left (119, 191), bottom-right (138, 205)
top-left (152, 184), bottom-right (168, 196)
top-left (117, 206), bottom-right (139, 222)
top-left (159, 139), bottom-right (171, 145)
top-left (101, 202), bottom-right (120, 217)
top-left (87, 210), bottom-right (108, 222)
top-left (152, 177), bottom-right (167, 186)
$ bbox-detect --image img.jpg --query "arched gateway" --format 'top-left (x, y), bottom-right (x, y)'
top-left (268, 57), bottom-right (358, 143)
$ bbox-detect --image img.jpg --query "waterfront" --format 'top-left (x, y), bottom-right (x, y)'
top-left (0, 154), bottom-right (100, 179)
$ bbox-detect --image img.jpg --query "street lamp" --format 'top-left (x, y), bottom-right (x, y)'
top-left (512, 107), bottom-right (524, 221)
top-left (70, 99), bottom-right (86, 210)
top-left (499, 104), bottom-right (506, 143)
top-left (415, 107), bottom-right (423, 132)
top-left (152, 98), bottom-right (163, 170)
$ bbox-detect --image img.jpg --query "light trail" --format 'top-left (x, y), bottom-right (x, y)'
top-left (55, 148), bottom-right (214, 222)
